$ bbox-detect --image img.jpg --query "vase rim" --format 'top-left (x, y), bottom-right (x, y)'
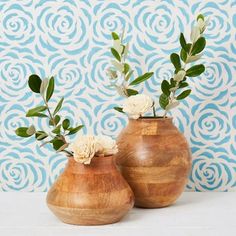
top-left (68, 155), bottom-right (114, 159)
top-left (68, 155), bottom-right (114, 166)
top-left (129, 116), bottom-right (173, 121)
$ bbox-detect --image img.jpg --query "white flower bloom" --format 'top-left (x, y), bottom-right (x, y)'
top-left (190, 26), bottom-right (201, 43)
top-left (123, 94), bottom-right (153, 119)
top-left (173, 70), bottom-right (186, 82)
top-left (71, 135), bottom-right (99, 164)
top-left (96, 135), bottom-right (118, 156)
top-left (70, 135), bottom-right (118, 164)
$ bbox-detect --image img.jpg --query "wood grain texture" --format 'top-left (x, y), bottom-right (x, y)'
top-left (116, 117), bottom-right (192, 208)
top-left (46, 156), bottom-right (134, 225)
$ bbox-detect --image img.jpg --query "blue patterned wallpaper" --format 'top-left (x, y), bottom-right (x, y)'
top-left (0, 0), bottom-right (235, 191)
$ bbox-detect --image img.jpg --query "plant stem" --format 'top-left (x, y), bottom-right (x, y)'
top-left (163, 41), bottom-right (195, 118)
top-left (42, 96), bottom-right (72, 156)
top-left (163, 110), bottom-right (167, 118)
top-left (42, 97), bottom-right (56, 127)
top-left (153, 106), bottom-right (156, 117)
top-left (62, 150), bottom-right (73, 156)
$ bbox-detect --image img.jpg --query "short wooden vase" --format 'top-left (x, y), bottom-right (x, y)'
top-left (116, 117), bottom-right (192, 208)
top-left (47, 155), bottom-right (134, 225)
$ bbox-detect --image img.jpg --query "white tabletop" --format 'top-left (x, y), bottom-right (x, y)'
top-left (0, 192), bottom-right (235, 236)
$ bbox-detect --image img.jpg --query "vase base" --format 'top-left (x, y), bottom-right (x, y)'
top-left (47, 203), bottom-right (132, 225)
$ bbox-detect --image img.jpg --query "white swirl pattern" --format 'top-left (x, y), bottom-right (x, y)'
top-left (0, 0), bottom-right (235, 191)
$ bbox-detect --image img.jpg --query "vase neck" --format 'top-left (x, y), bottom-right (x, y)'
top-left (65, 156), bottom-right (117, 174)
top-left (126, 117), bottom-right (177, 135)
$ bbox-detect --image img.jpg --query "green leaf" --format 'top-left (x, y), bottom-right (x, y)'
top-left (123, 43), bottom-right (129, 56)
top-left (170, 53), bottom-right (181, 71)
top-left (52, 125), bottom-right (61, 135)
top-left (35, 131), bottom-right (48, 140)
top-left (159, 93), bottom-right (169, 110)
top-left (40, 78), bottom-right (49, 95)
top-left (26, 125), bottom-right (36, 136)
top-left (166, 101), bottom-right (180, 111)
top-left (26, 106), bottom-right (47, 117)
top-left (111, 60), bottom-right (124, 72)
top-left (46, 76), bottom-right (54, 102)
top-left (26, 113), bottom-right (48, 118)
top-left (179, 82), bottom-right (189, 88)
top-left (161, 80), bottom-right (170, 96)
top-left (28, 74), bottom-right (42, 93)
top-left (52, 139), bottom-right (65, 151)
top-left (123, 63), bottom-right (130, 75)
top-left (180, 48), bottom-right (187, 62)
top-left (53, 97), bottom-right (64, 116)
top-left (186, 64), bottom-right (205, 77)
top-left (170, 78), bottom-right (176, 87)
top-left (114, 107), bottom-right (124, 113)
top-left (176, 89), bottom-right (191, 100)
top-left (191, 37), bottom-right (206, 55)
top-left (54, 115), bottom-right (60, 125)
top-left (197, 14), bottom-right (204, 21)
top-left (36, 113), bottom-right (48, 117)
top-left (126, 89), bottom-right (138, 96)
top-left (121, 44), bottom-right (126, 55)
top-left (179, 33), bottom-right (188, 52)
top-left (49, 119), bottom-right (54, 126)
top-left (112, 32), bottom-right (119, 40)
top-left (125, 70), bottom-right (133, 81)
top-left (129, 72), bottom-right (154, 86)
top-left (62, 119), bottom-right (70, 130)
top-left (111, 48), bottom-right (121, 62)
top-left (68, 125), bottom-right (84, 135)
top-left (56, 143), bottom-right (69, 153)
top-left (15, 127), bottom-right (33, 137)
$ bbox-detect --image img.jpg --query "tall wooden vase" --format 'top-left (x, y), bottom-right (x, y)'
top-left (116, 117), bottom-right (191, 208)
top-left (47, 155), bottom-right (134, 225)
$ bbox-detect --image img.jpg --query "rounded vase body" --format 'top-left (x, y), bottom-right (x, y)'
top-left (116, 118), bottom-right (191, 208)
top-left (47, 156), bottom-right (134, 225)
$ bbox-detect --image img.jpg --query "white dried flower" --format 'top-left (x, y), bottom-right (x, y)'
top-left (123, 94), bottom-right (153, 119)
top-left (96, 135), bottom-right (118, 156)
top-left (173, 70), bottom-right (186, 82)
top-left (71, 135), bottom-right (99, 164)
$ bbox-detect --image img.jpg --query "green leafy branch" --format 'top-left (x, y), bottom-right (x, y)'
top-left (107, 31), bottom-right (154, 115)
top-left (15, 74), bottom-right (83, 155)
top-left (159, 14), bottom-right (208, 117)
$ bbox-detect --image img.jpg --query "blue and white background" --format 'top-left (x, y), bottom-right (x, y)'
top-left (0, 0), bottom-right (235, 191)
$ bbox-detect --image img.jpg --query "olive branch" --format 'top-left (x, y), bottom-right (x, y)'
top-left (106, 31), bottom-right (155, 115)
top-left (108, 14), bottom-right (209, 118)
top-left (15, 74), bottom-right (83, 155)
top-left (160, 14), bottom-right (208, 117)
